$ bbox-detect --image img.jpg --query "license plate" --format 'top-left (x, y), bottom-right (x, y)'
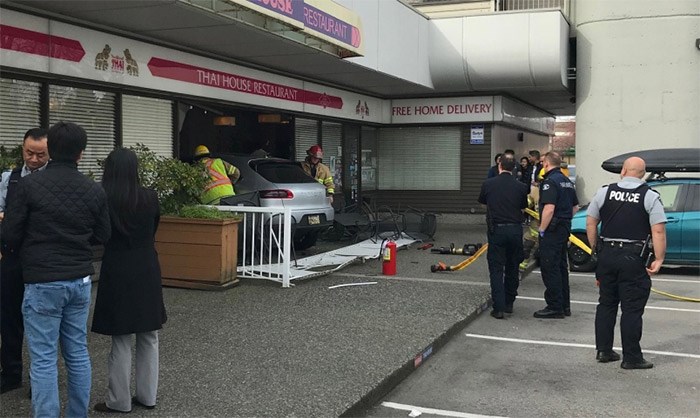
top-left (308, 215), bottom-right (320, 225)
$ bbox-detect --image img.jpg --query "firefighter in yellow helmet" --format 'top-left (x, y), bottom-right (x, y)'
top-left (193, 145), bottom-right (240, 205)
top-left (301, 145), bottom-right (335, 204)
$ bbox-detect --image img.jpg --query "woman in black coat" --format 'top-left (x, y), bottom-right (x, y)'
top-left (92, 148), bottom-right (166, 413)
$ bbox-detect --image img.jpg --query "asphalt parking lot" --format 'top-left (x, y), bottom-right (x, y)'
top-left (367, 266), bottom-right (700, 417)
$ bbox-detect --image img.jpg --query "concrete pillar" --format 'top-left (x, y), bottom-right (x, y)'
top-left (575, 0), bottom-right (700, 201)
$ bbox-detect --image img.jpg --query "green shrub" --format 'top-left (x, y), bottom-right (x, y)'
top-left (177, 205), bottom-right (240, 220)
top-left (0, 145), bottom-right (23, 172)
top-left (130, 144), bottom-right (210, 216)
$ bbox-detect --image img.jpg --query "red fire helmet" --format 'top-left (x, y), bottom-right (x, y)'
top-left (307, 145), bottom-right (323, 158)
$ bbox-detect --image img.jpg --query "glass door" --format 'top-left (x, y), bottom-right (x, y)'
top-left (343, 124), bottom-right (360, 205)
top-left (360, 126), bottom-right (378, 193)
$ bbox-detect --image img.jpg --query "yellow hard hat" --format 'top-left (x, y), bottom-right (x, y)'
top-left (537, 167), bottom-right (545, 181)
top-left (194, 145), bottom-right (210, 157)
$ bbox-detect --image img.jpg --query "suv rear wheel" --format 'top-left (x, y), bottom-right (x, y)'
top-left (568, 233), bottom-right (597, 272)
top-left (294, 231), bottom-right (319, 251)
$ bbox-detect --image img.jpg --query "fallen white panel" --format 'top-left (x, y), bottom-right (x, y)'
top-left (238, 234), bottom-right (417, 284)
top-left (328, 282), bottom-right (378, 290)
top-left (295, 236), bottom-right (416, 269)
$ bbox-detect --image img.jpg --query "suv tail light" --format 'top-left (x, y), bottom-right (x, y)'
top-left (260, 189), bottom-right (294, 199)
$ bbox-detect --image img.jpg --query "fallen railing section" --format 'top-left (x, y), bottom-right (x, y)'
top-left (215, 205), bottom-right (293, 288)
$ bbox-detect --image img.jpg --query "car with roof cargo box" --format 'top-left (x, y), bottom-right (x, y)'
top-left (568, 148), bottom-right (700, 272)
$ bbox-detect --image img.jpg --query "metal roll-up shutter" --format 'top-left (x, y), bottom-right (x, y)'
top-left (294, 118), bottom-right (318, 161)
top-left (49, 85), bottom-right (115, 179)
top-left (378, 126), bottom-right (461, 190)
top-left (122, 95), bottom-right (173, 157)
top-left (321, 121), bottom-right (342, 173)
top-left (0, 78), bottom-right (41, 148)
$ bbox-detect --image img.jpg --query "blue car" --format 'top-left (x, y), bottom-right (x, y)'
top-left (568, 149), bottom-right (700, 272)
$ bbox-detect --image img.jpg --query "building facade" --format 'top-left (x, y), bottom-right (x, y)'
top-left (4, 0), bottom-right (690, 210)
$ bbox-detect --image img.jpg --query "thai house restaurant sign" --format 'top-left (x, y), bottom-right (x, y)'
top-left (147, 57), bottom-right (344, 109)
top-left (238, 0), bottom-right (363, 55)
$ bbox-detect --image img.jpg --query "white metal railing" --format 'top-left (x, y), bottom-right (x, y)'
top-left (497, 0), bottom-right (570, 19)
top-left (214, 205), bottom-right (293, 288)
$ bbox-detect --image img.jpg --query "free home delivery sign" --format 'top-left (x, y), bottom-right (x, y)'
top-left (391, 97), bottom-right (495, 124)
top-left (242, 0), bottom-right (363, 55)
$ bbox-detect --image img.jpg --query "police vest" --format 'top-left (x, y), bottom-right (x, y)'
top-left (599, 183), bottom-right (650, 241)
top-left (5, 167), bottom-right (22, 207)
top-left (1, 167), bottom-right (23, 253)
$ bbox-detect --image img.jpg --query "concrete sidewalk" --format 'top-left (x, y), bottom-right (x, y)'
top-left (1, 218), bottom-right (494, 417)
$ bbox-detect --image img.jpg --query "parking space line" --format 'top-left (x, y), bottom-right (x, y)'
top-left (532, 270), bottom-right (700, 284)
top-left (381, 401), bottom-right (505, 418)
top-left (464, 334), bottom-right (700, 359)
top-left (334, 273), bottom-right (490, 286)
top-left (516, 296), bottom-right (700, 313)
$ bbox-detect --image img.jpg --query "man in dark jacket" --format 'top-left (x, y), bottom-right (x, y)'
top-left (2, 122), bottom-right (111, 417)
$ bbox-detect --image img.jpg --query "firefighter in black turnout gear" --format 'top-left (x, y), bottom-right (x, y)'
top-left (586, 156), bottom-right (666, 369)
top-left (534, 151), bottom-right (579, 319)
top-left (478, 156), bottom-right (529, 319)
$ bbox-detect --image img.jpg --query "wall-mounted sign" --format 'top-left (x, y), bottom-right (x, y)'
top-left (232, 0), bottom-right (363, 56)
top-left (470, 124), bottom-right (484, 144)
top-left (0, 9), bottom-right (383, 123)
top-left (147, 57), bottom-right (342, 109)
top-left (391, 97), bottom-right (495, 124)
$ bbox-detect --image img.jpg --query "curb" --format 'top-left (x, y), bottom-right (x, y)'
top-left (340, 295), bottom-right (492, 417)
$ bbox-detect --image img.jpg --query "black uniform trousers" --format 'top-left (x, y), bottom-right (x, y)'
top-left (0, 253), bottom-right (24, 384)
top-left (487, 224), bottom-right (524, 312)
top-left (595, 244), bottom-right (651, 363)
top-left (538, 222), bottom-right (571, 313)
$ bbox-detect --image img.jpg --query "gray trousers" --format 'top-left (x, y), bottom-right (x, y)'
top-left (105, 331), bottom-right (159, 411)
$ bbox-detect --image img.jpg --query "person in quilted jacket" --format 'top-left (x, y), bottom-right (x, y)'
top-left (1, 121), bottom-right (111, 418)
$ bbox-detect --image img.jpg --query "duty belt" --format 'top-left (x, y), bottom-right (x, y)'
top-left (602, 239), bottom-right (644, 249)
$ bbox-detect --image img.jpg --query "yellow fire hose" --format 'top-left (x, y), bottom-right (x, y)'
top-left (524, 208), bottom-right (700, 303)
top-left (430, 243), bottom-right (488, 272)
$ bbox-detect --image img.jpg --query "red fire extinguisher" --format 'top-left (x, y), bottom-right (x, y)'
top-left (382, 240), bottom-right (397, 275)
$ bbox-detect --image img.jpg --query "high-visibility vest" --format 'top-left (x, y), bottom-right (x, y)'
top-left (201, 157), bottom-right (237, 204)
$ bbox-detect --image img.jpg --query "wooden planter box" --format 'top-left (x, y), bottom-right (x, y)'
top-left (155, 216), bottom-right (240, 290)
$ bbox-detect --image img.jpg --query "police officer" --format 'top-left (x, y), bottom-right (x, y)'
top-left (534, 151), bottom-right (579, 319)
top-left (478, 155), bottom-right (529, 319)
top-left (0, 128), bottom-right (49, 394)
top-left (587, 156), bottom-right (666, 369)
